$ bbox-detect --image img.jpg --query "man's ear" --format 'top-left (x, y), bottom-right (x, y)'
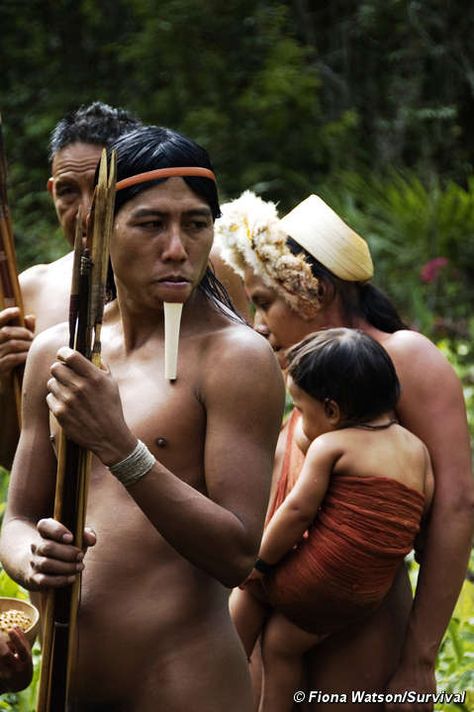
top-left (324, 398), bottom-right (341, 425)
top-left (47, 177), bottom-right (54, 195)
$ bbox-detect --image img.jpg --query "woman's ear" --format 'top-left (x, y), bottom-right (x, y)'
top-left (317, 277), bottom-right (330, 304)
top-left (324, 398), bottom-right (341, 425)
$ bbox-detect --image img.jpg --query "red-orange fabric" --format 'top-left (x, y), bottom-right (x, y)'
top-left (256, 472), bottom-right (424, 634)
top-left (265, 408), bottom-right (304, 526)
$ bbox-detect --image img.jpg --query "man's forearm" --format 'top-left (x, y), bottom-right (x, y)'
top-left (126, 460), bottom-right (262, 588)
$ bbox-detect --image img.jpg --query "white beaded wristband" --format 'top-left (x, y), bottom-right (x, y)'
top-left (108, 439), bottom-right (156, 488)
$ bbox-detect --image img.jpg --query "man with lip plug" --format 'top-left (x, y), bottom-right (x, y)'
top-left (0, 125), bottom-right (285, 711)
top-left (0, 101), bottom-right (141, 468)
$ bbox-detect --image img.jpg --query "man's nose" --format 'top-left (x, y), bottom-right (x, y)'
top-left (80, 190), bottom-right (94, 233)
top-left (162, 226), bottom-right (187, 262)
top-left (81, 188), bottom-right (94, 213)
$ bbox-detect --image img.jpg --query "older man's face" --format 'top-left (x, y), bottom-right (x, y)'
top-left (49, 143), bottom-right (103, 246)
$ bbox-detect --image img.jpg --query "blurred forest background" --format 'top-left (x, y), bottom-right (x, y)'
top-left (0, 1), bottom-right (473, 709)
top-left (1, 0), bottom-right (474, 341)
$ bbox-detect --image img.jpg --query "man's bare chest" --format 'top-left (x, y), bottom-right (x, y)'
top-left (111, 357), bottom-right (207, 487)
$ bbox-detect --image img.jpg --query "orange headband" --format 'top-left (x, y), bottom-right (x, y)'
top-left (115, 166), bottom-right (216, 191)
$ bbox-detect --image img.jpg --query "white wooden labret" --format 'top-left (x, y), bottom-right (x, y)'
top-left (164, 302), bottom-right (183, 381)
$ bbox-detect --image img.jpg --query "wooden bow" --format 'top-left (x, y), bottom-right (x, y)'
top-left (0, 115), bottom-right (25, 427)
top-left (36, 149), bottom-right (116, 712)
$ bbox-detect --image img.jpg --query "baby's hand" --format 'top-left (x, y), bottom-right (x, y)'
top-left (0, 626), bottom-right (33, 692)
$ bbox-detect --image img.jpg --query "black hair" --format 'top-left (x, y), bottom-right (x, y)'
top-left (105, 125), bottom-right (239, 318)
top-left (49, 101), bottom-right (141, 160)
top-left (286, 238), bottom-right (408, 333)
top-left (110, 125), bottom-right (220, 219)
top-left (287, 328), bottom-right (400, 425)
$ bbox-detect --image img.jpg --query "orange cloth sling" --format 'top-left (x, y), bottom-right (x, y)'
top-left (265, 408), bottom-right (305, 525)
top-left (263, 473), bottom-right (424, 634)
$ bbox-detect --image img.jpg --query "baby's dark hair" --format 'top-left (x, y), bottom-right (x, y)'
top-left (287, 328), bottom-right (400, 425)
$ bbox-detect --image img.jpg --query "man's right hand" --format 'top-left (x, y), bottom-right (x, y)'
top-left (0, 307), bottom-right (35, 378)
top-left (28, 518), bottom-right (96, 590)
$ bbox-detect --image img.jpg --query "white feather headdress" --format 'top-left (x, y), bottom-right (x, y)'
top-left (214, 191), bottom-right (322, 319)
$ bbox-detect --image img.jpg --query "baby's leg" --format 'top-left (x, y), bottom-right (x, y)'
top-left (260, 613), bottom-right (323, 712)
top-left (230, 587), bottom-right (269, 659)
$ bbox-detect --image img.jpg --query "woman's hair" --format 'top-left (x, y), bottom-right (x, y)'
top-left (102, 126), bottom-right (240, 318)
top-left (287, 328), bottom-right (400, 424)
top-left (286, 238), bottom-right (408, 333)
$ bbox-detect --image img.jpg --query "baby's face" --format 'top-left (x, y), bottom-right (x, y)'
top-left (288, 378), bottom-right (338, 442)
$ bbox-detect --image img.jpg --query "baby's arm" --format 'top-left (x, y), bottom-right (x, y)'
top-left (258, 436), bottom-right (336, 565)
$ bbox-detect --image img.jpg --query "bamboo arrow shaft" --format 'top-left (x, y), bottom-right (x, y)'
top-left (36, 149), bottom-right (116, 712)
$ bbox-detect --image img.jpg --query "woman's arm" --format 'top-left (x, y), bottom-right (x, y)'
top-left (385, 331), bottom-right (474, 711)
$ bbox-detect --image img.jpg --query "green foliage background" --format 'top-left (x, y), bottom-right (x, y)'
top-left (0, 0), bottom-right (473, 709)
top-left (0, 0), bottom-right (473, 341)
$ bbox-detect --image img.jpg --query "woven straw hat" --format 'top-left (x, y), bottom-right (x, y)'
top-left (279, 195), bottom-right (374, 282)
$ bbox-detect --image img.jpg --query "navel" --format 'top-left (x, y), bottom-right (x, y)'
top-left (155, 437), bottom-right (168, 448)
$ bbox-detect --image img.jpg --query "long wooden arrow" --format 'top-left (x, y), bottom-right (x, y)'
top-left (36, 149), bottom-right (116, 712)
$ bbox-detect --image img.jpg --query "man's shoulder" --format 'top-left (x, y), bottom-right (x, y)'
top-left (28, 320), bottom-right (69, 361)
top-left (199, 318), bottom-right (285, 396)
top-left (206, 318), bottom-right (278, 367)
top-left (19, 262), bottom-right (51, 295)
top-left (20, 252), bottom-right (73, 295)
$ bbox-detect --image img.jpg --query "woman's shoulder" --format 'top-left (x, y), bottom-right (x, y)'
top-left (380, 329), bottom-right (465, 421)
top-left (381, 328), bottom-right (434, 354)
top-left (379, 329), bottom-right (452, 377)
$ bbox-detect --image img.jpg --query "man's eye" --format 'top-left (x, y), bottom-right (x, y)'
top-left (139, 220), bottom-right (163, 229)
top-left (55, 185), bottom-right (78, 198)
top-left (186, 220), bottom-right (208, 231)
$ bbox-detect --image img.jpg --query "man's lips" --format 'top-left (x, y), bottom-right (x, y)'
top-left (156, 276), bottom-right (191, 284)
